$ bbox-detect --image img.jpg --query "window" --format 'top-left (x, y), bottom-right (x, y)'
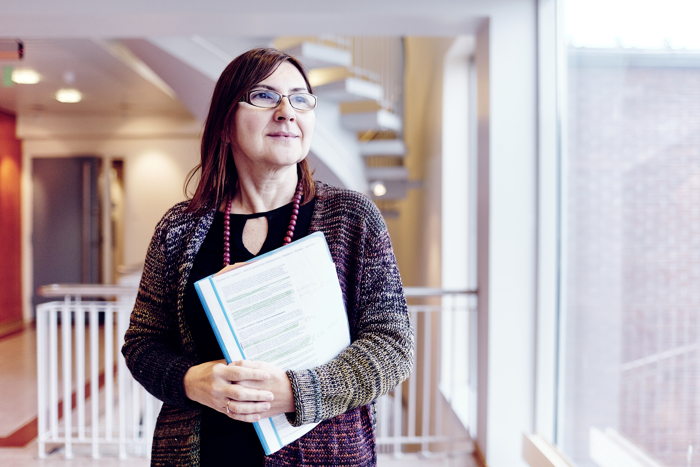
top-left (555, 1), bottom-right (700, 465)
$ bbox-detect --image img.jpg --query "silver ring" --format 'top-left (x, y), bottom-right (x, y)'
top-left (226, 399), bottom-right (231, 414)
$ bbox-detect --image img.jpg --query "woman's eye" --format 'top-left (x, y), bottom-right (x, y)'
top-left (250, 91), bottom-right (277, 102)
top-left (291, 94), bottom-right (309, 105)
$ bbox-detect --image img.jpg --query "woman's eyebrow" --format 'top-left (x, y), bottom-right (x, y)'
top-left (252, 84), bottom-right (308, 93)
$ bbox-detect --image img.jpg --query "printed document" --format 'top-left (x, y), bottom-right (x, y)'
top-left (194, 232), bottom-right (350, 454)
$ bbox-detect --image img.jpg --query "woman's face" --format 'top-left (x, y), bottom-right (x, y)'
top-left (232, 62), bottom-right (315, 174)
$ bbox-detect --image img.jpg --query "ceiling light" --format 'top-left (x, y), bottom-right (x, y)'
top-left (55, 89), bottom-right (82, 103)
top-left (11, 69), bottom-right (40, 84)
top-left (371, 181), bottom-right (387, 197)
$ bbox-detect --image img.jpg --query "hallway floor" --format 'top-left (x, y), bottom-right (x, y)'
top-left (0, 326), bottom-right (479, 467)
top-left (0, 443), bottom-right (477, 467)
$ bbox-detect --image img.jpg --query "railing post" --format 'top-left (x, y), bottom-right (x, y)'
top-left (61, 294), bottom-right (74, 459)
top-left (36, 304), bottom-right (47, 458)
top-left (378, 392), bottom-right (389, 449)
top-left (76, 301), bottom-right (86, 441)
top-left (105, 303), bottom-right (114, 443)
top-left (132, 377), bottom-right (141, 456)
top-left (449, 301), bottom-right (457, 457)
top-left (89, 304), bottom-right (100, 458)
top-left (393, 381), bottom-right (402, 457)
top-left (408, 309), bottom-right (417, 442)
top-left (114, 303), bottom-right (128, 459)
top-left (469, 299), bottom-right (478, 438)
top-left (49, 303), bottom-right (59, 441)
top-left (421, 311), bottom-right (431, 456)
top-left (434, 305), bottom-right (443, 445)
top-left (117, 302), bottom-right (132, 458)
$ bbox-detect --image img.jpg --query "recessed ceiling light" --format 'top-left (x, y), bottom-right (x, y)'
top-left (371, 181), bottom-right (387, 197)
top-left (55, 89), bottom-right (82, 103)
top-left (11, 69), bottom-right (41, 84)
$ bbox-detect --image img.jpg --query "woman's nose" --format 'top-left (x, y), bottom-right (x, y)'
top-left (275, 96), bottom-right (296, 121)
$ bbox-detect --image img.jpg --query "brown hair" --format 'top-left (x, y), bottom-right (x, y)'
top-left (184, 47), bottom-right (315, 213)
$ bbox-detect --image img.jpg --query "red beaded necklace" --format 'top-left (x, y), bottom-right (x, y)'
top-left (222, 180), bottom-right (303, 267)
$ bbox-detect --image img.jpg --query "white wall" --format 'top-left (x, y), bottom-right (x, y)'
top-left (441, 35), bottom-right (474, 430)
top-left (19, 114), bottom-right (201, 320)
top-left (476, 2), bottom-right (538, 466)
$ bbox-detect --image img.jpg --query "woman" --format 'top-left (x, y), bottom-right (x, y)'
top-left (122, 47), bottom-right (413, 466)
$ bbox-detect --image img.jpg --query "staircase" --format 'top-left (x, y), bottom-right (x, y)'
top-left (287, 37), bottom-right (411, 206)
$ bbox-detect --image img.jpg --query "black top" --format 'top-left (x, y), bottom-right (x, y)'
top-left (183, 199), bottom-right (315, 466)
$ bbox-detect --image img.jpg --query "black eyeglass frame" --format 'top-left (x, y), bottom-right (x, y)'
top-left (239, 90), bottom-right (318, 111)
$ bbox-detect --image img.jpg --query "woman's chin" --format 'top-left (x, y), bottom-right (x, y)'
top-left (255, 154), bottom-right (307, 170)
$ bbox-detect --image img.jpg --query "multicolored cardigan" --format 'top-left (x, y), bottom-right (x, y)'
top-left (122, 182), bottom-right (414, 466)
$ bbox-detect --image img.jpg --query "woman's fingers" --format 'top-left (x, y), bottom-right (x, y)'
top-left (215, 262), bottom-right (246, 277)
top-left (222, 399), bottom-right (273, 422)
top-left (224, 400), bottom-right (270, 415)
top-left (227, 382), bottom-right (273, 402)
top-left (232, 360), bottom-right (295, 416)
top-left (222, 360), bottom-right (270, 382)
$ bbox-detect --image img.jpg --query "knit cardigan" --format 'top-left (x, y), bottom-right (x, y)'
top-left (122, 182), bottom-right (414, 466)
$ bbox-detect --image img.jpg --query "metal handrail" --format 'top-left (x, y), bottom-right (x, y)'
top-left (38, 283), bottom-right (137, 298)
top-left (38, 283), bottom-right (476, 298)
top-left (403, 287), bottom-right (477, 297)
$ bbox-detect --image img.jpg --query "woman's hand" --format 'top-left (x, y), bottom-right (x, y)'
top-left (233, 360), bottom-right (295, 419)
top-left (183, 360), bottom-right (295, 422)
top-left (183, 359), bottom-right (274, 422)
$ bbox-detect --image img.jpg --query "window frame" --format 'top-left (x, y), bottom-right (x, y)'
top-left (534, 0), bottom-right (567, 446)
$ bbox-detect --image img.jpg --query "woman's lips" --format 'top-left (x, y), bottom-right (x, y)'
top-left (268, 132), bottom-right (298, 138)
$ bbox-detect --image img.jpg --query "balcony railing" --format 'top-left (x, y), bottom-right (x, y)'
top-left (36, 284), bottom-right (158, 459)
top-left (36, 284), bottom-right (476, 460)
top-left (373, 288), bottom-right (477, 457)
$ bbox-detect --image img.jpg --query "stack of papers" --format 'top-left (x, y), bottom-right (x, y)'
top-left (194, 232), bottom-right (350, 454)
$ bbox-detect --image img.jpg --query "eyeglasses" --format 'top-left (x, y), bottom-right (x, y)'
top-left (241, 89), bottom-right (317, 111)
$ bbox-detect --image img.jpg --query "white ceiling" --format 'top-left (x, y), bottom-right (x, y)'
top-left (0, 39), bottom-right (192, 118)
top-left (0, 0), bottom-right (486, 119)
top-left (0, 0), bottom-right (484, 37)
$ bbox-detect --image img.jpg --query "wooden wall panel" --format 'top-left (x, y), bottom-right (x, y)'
top-left (0, 110), bottom-right (23, 326)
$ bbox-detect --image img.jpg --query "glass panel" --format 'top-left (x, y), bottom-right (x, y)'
top-left (560, 1), bottom-right (700, 466)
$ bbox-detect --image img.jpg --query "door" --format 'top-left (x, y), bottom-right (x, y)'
top-left (32, 157), bottom-right (102, 309)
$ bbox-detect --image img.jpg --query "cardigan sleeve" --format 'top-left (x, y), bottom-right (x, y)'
top-left (285, 199), bottom-right (414, 426)
top-left (121, 211), bottom-right (200, 409)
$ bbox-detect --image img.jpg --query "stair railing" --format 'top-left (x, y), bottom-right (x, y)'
top-left (315, 35), bottom-right (405, 119)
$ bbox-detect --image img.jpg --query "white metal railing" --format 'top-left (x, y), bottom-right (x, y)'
top-left (375, 288), bottom-right (477, 457)
top-left (36, 284), bottom-right (160, 459)
top-left (317, 35), bottom-right (405, 117)
top-left (36, 284), bottom-right (476, 459)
